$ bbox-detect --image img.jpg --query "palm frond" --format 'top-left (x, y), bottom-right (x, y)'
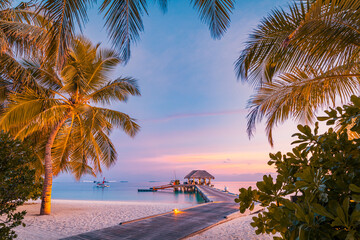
top-left (0, 0), bottom-right (11, 10)
top-left (89, 77), bottom-right (140, 105)
top-left (52, 114), bottom-right (76, 175)
top-left (0, 52), bottom-right (35, 88)
top-left (0, 3), bottom-right (51, 56)
top-left (0, 77), bottom-right (11, 102)
top-left (94, 107), bottom-right (140, 137)
top-left (247, 65), bottom-right (360, 146)
top-left (21, 59), bottom-right (63, 90)
top-left (68, 146), bottom-right (96, 180)
top-left (191, 0), bottom-right (234, 39)
top-left (0, 87), bottom-right (68, 137)
top-left (38, 0), bottom-right (92, 67)
top-left (235, 0), bottom-right (360, 86)
top-left (0, 20), bottom-right (48, 54)
top-left (235, 1), bottom-right (309, 85)
top-left (100, 0), bottom-right (147, 62)
top-left (70, 37), bottom-right (122, 92)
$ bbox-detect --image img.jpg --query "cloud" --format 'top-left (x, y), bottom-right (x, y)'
top-left (143, 108), bottom-right (247, 123)
top-left (223, 158), bottom-right (231, 163)
top-left (130, 151), bottom-right (275, 175)
top-left (142, 152), bottom-right (267, 163)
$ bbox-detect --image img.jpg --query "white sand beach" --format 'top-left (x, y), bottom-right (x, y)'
top-left (15, 200), bottom-right (276, 240)
top-left (15, 200), bottom-right (195, 240)
top-left (187, 214), bottom-right (278, 240)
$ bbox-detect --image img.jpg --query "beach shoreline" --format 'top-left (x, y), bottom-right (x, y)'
top-left (14, 198), bottom-right (277, 240)
top-left (15, 199), bottom-right (196, 240)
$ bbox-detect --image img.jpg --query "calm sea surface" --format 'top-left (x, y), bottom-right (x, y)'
top-left (212, 181), bottom-right (257, 194)
top-left (52, 181), bottom-right (256, 204)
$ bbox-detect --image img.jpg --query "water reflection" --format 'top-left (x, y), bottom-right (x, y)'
top-left (52, 181), bottom-right (205, 204)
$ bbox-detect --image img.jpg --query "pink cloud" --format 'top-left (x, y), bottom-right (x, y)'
top-left (143, 109), bottom-right (247, 123)
top-left (133, 151), bottom-right (275, 175)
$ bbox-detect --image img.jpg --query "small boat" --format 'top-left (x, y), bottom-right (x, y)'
top-left (95, 177), bottom-right (110, 188)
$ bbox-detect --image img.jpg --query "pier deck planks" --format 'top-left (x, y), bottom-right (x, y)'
top-left (62, 186), bottom-right (238, 240)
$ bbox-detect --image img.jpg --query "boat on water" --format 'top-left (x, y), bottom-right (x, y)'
top-left (94, 177), bottom-right (110, 188)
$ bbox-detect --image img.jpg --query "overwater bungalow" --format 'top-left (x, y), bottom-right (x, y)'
top-left (184, 170), bottom-right (214, 185)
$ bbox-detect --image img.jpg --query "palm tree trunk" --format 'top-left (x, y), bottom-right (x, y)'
top-left (40, 116), bottom-right (69, 215)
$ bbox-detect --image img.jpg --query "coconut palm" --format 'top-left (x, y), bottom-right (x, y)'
top-left (235, 0), bottom-right (360, 146)
top-left (37, 0), bottom-right (235, 66)
top-left (0, 36), bottom-right (140, 215)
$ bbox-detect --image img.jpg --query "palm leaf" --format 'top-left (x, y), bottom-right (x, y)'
top-left (38, 0), bottom-right (92, 67)
top-left (100, 0), bottom-right (147, 62)
top-left (52, 114), bottom-right (76, 175)
top-left (94, 107), bottom-right (140, 137)
top-left (89, 77), bottom-right (140, 105)
top-left (247, 65), bottom-right (360, 145)
top-left (235, 1), bottom-right (309, 85)
top-left (235, 0), bottom-right (360, 85)
top-left (191, 0), bottom-right (234, 39)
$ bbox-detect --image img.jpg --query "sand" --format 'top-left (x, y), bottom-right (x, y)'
top-left (14, 200), bottom-right (278, 240)
top-left (14, 199), bottom-right (195, 240)
top-left (186, 214), bottom-right (279, 240)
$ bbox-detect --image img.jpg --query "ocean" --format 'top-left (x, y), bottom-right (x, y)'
top-left (51, 181), bottom-right (257, 204)
top-left (212, 181), bottom-right (257, 194)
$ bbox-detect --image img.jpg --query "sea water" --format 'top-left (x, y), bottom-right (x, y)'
top-left (51, 181), bottom-right (256, 204)
top-left (212, 181), bottom-right (258, 194)
top-left (52, 181), bottom-right (204, 204)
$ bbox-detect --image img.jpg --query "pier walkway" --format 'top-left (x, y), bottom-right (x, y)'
top-left (63, 186), bottom-right (238, 240)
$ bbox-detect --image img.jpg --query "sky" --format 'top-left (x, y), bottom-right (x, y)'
top-left (56, 0), bottom-right (311, 182)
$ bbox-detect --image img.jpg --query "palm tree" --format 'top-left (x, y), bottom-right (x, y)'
top-left (235, 0), bottom-right (360, 146)
top-left (0, 36), bottom-right (140, 215)
top-left (37, 0), bottom-right (235, 66)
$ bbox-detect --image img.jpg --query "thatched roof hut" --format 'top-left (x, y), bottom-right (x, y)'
top-left (184, 170), bottom-right (214, 185)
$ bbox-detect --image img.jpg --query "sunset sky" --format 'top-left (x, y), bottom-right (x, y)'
top-left (57, 0), bottom-right (312, 182)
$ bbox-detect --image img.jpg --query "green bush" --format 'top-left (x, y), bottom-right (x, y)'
top-left (0, 132), bottom-right (42, 239)
top-left (236, 96), bottom-right (360, 240)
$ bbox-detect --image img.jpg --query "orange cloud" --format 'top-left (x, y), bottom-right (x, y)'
top-left (142, 152), bottom-right (266, 163)
top-left (137, 151), bottom-right (275, 174)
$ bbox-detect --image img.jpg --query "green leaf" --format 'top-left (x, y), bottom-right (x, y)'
top-left (336, 205), bottom-right (346, 226)
top-left (345, 230), bottom-right (356, 240)
top-left (351, 194), bottom-right (360, 202)
top-left (312, 203), bottom-right (335, 219)
top-left (350, 184), bottom-right (360, 193)
top-left (331, 218), bottom-right (344, 227)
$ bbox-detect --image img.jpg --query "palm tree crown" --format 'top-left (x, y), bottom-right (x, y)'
top-left (1, 36), bottom-right (140, 176)
top-left (0, 36), bottom-right (140, 214)
top-left (235, 0), bottom-right (360, 146)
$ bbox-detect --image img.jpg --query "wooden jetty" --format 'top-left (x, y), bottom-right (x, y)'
top-left (138, 170), bottom-right (216, 193)
top-left (62, 185), bottom-right (239, 240)
top-left (138, 184), bottom-right (196, 192)
top-left (137, 189), bottom-right (157, 192)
